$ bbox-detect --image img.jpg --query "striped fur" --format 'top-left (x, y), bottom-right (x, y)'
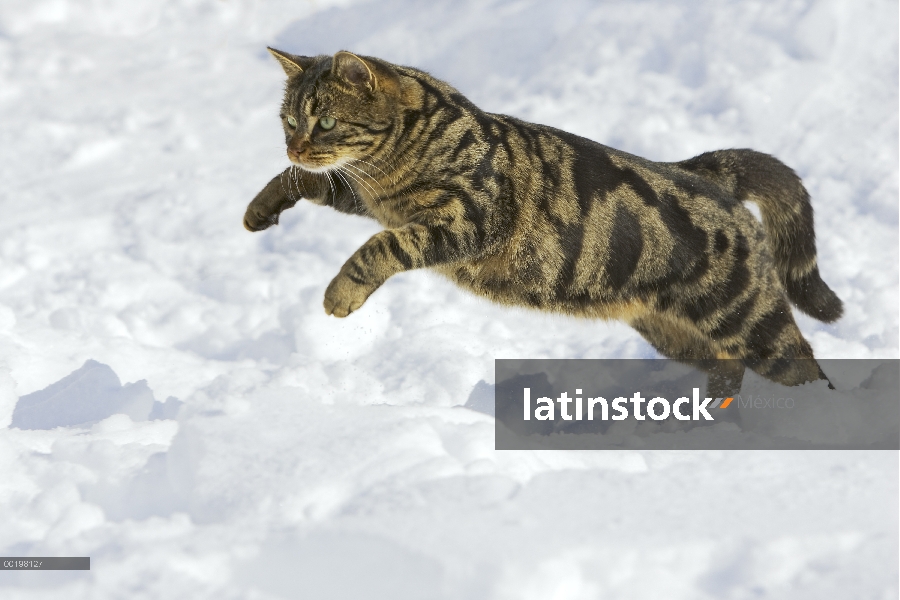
top-left (244, 49), bottom-right (843, 391)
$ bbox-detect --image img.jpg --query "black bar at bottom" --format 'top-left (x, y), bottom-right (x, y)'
top-left (0, 558), bottom-right (90, 570)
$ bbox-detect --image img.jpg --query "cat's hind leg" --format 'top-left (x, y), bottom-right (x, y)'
top-left (725, 296), bottom-right (833, 389)
top-left (630, 312), bottom-right (745, 398)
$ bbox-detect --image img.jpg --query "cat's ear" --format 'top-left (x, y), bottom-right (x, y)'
top-left (267, 47), bottom-right (311, 78)
top-left (332, 51), bottom-right (377, 92)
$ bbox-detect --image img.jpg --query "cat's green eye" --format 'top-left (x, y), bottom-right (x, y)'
top-left (319, 116), bottom-right (336, 130)
top-left (286, 115), bottom-right (298, 128)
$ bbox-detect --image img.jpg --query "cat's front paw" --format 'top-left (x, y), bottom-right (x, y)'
top-left (323, 273), bottom-right (375, 318)
top-left (243, 207), bottom-right (279, 232)
top-left (243, 176), bottom-right (298, 232)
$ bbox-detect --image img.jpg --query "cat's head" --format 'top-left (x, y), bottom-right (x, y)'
top-left (267, 48), bottom-right (406, 173)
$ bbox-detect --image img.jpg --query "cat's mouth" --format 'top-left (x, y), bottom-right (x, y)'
top-left (290, 156), bottom-right (350, 174)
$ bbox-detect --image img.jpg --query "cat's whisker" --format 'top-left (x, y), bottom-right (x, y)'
top-left (345, 169), bottom-right (388, 212)
top-left (343, 162), bottom-right (388, 199)
top-left (287, 166), bottom-right (298, 200)
top-left (280, 169), bottom-right (297, 205)
top-left (361, 149), bottom-right (395, 170)
top-left (337, 166), bottom-right (381, 207)
top-left (358, 154), bottom-right (402, 186)
top-left (351, 157), bottom-right (395, 184)
top-left (333, 168), bottom-right (363, 214)
top-left (291, 165), bottom-right (311, 198)
top-left (324, 170), bottom-right (338, 205)
top-left (293, 166), bottom-right (306, 199)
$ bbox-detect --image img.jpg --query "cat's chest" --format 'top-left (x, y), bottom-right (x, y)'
top-left (362, 197), bottom-right (411, 228)
top-left (361, 184), bottom-right (438, 229)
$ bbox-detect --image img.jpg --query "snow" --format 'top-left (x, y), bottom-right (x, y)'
top-left (0, 0), bottom-right (896, 597)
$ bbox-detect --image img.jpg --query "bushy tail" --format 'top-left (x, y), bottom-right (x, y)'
top-left (677, 149), bottom-right (843, 323)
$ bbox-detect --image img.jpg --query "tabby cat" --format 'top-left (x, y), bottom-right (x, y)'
top-left (243, 48), bottom-right (843, 393)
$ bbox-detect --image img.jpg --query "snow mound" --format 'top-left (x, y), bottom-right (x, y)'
top-left (11, 360), bottom-right (180, 429)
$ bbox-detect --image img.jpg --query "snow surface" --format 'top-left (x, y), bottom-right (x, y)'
top-left (0, 0), bottom-right (897, 597)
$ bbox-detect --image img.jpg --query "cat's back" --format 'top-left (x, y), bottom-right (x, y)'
top-left (440, 111), bottom-right (766, 316)
top-left (487, 113), bottom-right (740, 210)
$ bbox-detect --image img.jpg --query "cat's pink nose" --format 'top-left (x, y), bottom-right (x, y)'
top-left (287, 139), bottom-right (308, 162)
